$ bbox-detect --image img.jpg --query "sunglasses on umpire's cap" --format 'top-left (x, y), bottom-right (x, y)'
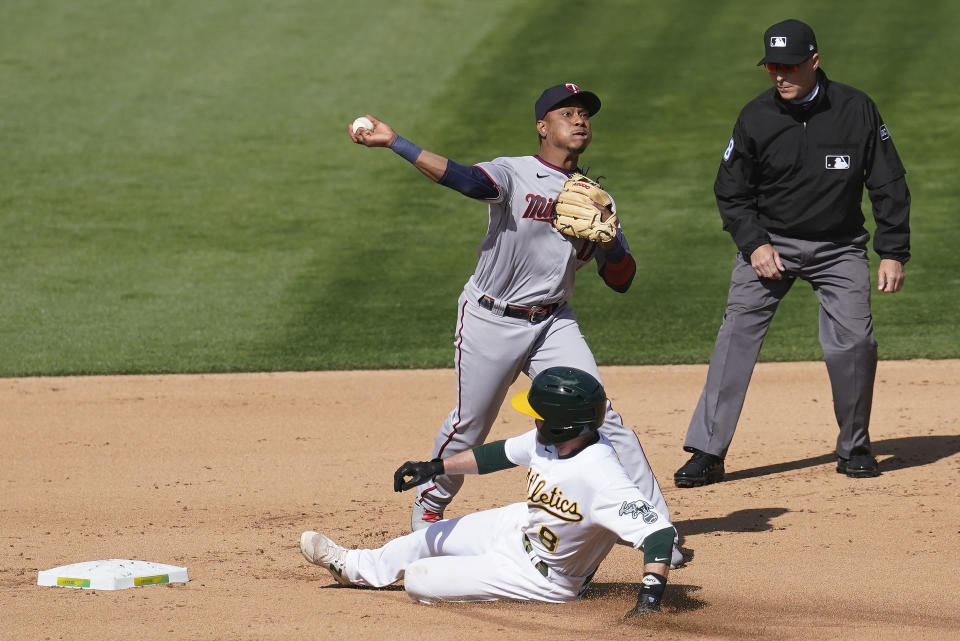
top-left (757, 19), bottom-right (818, 66)
top-left (535, 83), bottom-right (601, 121)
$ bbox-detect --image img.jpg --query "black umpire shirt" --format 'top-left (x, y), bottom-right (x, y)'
top-left (715, 69), bottom-right (911, 263)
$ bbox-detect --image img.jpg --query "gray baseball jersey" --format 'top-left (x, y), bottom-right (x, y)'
top-left (416, 155), bottom-right (671, 530)
top-left (468, 155), bottom-right (625, 307)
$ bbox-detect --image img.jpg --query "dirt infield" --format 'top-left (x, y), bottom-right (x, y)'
top-left (2, 360), bottom-right (958, 641)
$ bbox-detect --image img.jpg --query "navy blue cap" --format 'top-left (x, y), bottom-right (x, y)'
top-left (534, 83), bottom-right (601, 121)
top-left (758, 19), bottom-right (818, 65)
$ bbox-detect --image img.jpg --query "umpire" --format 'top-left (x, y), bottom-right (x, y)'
top-left (675, 19), bottom-right (911, 487)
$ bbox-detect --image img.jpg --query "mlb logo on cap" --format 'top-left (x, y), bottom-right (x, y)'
top-left (758, 19), bottom-right (818, 66)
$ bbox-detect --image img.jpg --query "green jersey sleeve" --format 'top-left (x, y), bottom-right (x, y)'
top-left (473, 440), bottom-right (517, 474)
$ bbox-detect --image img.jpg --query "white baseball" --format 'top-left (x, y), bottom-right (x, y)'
top-left (351, 116), bottom-right (374, 135)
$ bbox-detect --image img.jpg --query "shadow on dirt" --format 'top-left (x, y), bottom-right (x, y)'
top-left (586, 582), bottom-right (708, 613)
top-left (673, 507), bottom-right (790, 537)
top-left (724, 434), bottom-right (960, 481)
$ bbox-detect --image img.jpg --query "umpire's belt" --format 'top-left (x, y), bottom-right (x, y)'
top-left (522, 534), bottom-right (549, 578)
top-left (479, 296), bottom-right (557, 324)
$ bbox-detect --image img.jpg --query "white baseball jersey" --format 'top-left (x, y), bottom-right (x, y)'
top-left (340, 430), bottom-right (673, 604)
top-left (507, 430), bottom-right (672, 577)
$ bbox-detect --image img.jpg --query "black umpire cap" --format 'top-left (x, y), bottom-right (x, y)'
top-left (535, 83), bottom-right (601, 121)
top-left (757, 19), bottom-right (818, 65)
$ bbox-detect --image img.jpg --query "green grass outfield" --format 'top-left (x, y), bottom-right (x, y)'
top-left (1, 0), bottom-right (957, 375)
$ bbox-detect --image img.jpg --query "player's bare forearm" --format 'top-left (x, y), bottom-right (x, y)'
top-left (382, 137), bottom-right (450, 183)
top-left (412, 150), bottom-right (449, 182)
top-left (439, 449), bottom-right (479, 476)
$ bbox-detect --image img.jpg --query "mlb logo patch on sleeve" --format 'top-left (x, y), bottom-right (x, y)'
top-left (880, 124), bottom-right (891, 141)
top-left (825, 155), bottom-right (850, 169)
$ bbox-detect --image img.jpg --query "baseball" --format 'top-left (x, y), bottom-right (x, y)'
top-left (351, 116), bottom-right (374, 135)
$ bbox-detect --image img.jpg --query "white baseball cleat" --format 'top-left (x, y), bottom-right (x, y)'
top-left (670, 543), bottom-right (686, 569)
top-left (299, 531), bottom-right (351, 585)
top-left (410, 497), bottom-right (445, 532)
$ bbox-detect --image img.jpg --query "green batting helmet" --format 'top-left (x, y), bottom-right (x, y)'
top-left (511, 367), bottom-right (607, 444)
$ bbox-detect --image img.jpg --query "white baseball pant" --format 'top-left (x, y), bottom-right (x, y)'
top-left (341, 502), bottom-right (584, 603)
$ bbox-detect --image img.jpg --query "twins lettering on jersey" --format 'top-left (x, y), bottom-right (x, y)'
top-left (522, 192), bottom-right (597, 261)
top-left (525, 471), bottom-right (583, 522)
top-left (522, 193), bottom-right (555, 221)
top-left (619, 499), bottom-right (659, 524)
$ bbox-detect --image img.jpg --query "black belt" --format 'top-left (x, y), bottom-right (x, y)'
top-left (479, 296), bottom-right (557, 324)
top-left (522, 534), bottom-right (549, 577)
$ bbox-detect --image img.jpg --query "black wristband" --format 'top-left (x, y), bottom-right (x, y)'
top-left (389, 135), bottom-right (423, 163)
top-left (635, 572), bottom-right (667, 611)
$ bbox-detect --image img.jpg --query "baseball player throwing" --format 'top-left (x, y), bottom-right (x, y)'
top-left (301, 367), bottom-right (675, 615)
top-left (349, 84), bottom-right (680, 566)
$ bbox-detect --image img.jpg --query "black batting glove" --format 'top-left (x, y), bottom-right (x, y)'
top-left (624, 572), bottom-right (667, 618)
top-left (393, 458), bottom-right (444, 492)
top-left (625, 596), bottom-right (660, 618)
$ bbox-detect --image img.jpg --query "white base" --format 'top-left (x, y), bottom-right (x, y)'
top-left (38, 559), bottom-right (189, 590)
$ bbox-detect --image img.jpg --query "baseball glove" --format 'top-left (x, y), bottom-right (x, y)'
top-left (553, 173), bottom-right (618, 244)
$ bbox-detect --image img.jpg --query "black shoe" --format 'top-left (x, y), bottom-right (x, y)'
top-left (674, 450), bottom-right (725, 488)
top-left (836, 451), bottom-right (880, 477)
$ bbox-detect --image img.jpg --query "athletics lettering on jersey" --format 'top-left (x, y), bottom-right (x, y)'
top-left (525, 471), bottom-right (583, 522)
top-left (521, 194), bottom-right (556, 221)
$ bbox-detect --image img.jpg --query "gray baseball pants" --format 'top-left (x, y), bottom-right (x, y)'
top-left (684, 232), bottom-right (878, 460)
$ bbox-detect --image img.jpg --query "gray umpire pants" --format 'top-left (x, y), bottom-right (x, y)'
top-left (684, 232), bottom-right (878, 460)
